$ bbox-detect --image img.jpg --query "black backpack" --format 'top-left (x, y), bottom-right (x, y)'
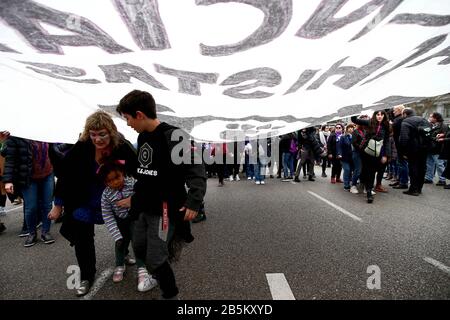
top-left (417, 120), bottom-right (435, 152)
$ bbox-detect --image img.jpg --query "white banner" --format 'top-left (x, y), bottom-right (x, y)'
top-left (1, 0), bottom-right (450, 143)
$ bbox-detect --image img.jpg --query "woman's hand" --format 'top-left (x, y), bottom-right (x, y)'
top-left (4, 183), bottom-right (14, 194)
top-left (48, 205), bottom-right (63, 220)
top-left (381, 156), bottom-right (387, 164)
top-left (116, 197), bottom-right (131, 208)
top-left (180, 206), bottom-right (198, 221)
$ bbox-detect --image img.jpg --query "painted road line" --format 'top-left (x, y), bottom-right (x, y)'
top-left (307, 191), bottom-right (363, 222)
top-left (5, 205), bottom-right (23, 213)
top-left (423, 257), bottom-right (450, 275)
top-left (266, 273), bottom-right (296, 300)
top-left (82, 267), bottom-right (114, 300)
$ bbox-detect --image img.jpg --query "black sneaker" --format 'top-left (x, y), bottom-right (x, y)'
top-left (24, 234), bottom-right (37, 247)
top-left (308, 176), bottom-right (315, 181)
top-left (393, 184), bottom-right (408, 189)
top-left (423, 180), bottom-right (433, 184)
top-left (41, 232), bottom-right (55, 244)
top-left (192, 213), bottom-right (206, 223)
top-left (293, 177), bottom-right (301, 182)
top-left (436, 181), bottom-right (446, 186)
top-left (321, 172), bottom-right (327, 178)
top-left (18, 230), bottom-right (30, 238)
top-left (0, 223), bottom-right (6, 234)
top-left (403, 190), bottom-right (419, 196)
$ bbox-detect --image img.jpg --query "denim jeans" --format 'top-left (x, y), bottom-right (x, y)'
top-left (425, 154), bottom-right (446, 182)
top-left (282, 153), bottom-right (295, 178)
top-left (245, 156), bottom-right (255, 178)
top-left (341, 161), bottom-right (353, 189)
top-left (255, 163), bottom-right (266, 182)
top-left (397, 158), bottom-right (409, 185)
top-left (21, 173), bottom-right (54, 235)
top-left (352, 151), bottom-right (362, 186)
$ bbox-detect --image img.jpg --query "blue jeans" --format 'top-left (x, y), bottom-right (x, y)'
top-left (425, 154), bottom-right (446, 182)
top-left (341, 161), bottom-right (353, 189)
top-left (245, 156), bottom-right (255, 178)
top-left (352, 152), bottom-right (362, 186)
top-left (282, 153), bottom-right (295, 178)
top-left (397, 158), bottom-right (409, 185)
top-left (21, 173), bottom-right (54, 235)
top-left (255, 163), bottom-right (266, 182)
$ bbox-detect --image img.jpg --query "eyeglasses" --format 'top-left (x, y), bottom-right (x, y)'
top-left (89, 132), bottom-right (110, 140)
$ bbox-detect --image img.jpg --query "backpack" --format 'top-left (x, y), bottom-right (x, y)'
top-left (417, 120), bottom-right (435, 152)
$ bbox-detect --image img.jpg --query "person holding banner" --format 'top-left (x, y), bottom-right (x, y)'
top-left (351, 111), bottom-right (391, 203)
top-left (48, 111), bottom-right (138, 297)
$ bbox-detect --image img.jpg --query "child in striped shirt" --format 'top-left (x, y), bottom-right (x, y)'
top-left (100, 161), bottom-right (157, 291)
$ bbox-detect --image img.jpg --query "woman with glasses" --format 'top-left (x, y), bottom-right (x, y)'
top-left (351, 111), bottom-right (391, 203)
top-left (48, 111), bottom-right (138, 296)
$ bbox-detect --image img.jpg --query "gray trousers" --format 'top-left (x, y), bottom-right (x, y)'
top-left (132, 212), bottom-right (173, 272)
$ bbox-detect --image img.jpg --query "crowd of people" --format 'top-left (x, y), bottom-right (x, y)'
top-left (0, 99), bottom-right (448, 299)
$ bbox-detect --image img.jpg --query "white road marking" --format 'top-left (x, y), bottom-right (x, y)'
top-left (307, 191), bottom-right (363, 222)
top-left (5, 205), bottom-right (23, 213)
top-left (266, 273), bottom-right (296, 300)
top-left (423, 257), bottom-right (450, 275)
top-left (82, 267), bottom-right (114, 300)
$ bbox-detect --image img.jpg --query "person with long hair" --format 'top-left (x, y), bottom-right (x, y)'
top-left (48, 111), bottom-right (138, 296)
top-left (351, 110), bottom-right (391, 203)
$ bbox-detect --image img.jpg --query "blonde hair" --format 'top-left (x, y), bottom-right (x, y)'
top-left (79, 111), bottom-right (121, 149)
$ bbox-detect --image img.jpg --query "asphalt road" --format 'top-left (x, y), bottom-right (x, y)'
top-left (0, 166), bottom-right (449, 300)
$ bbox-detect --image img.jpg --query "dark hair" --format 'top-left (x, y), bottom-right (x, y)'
top-left (430, 112), bottom-right (443, 123)
top-left (402, 108), bottom-right (415, 117)
top-left (116, 90), bottom-right (157, 119)
top-left (97, 160), bottom-right (126, 183)
top-left (368, 110), bottom-right (390, 134)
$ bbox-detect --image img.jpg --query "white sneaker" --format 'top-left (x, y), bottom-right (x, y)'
top-left (235, 175), bottom-right (240, 181)
top-left (363, 188), bottom-right (376, 195)
top-left (137, 267), bottom-right (158, 292)
top-left (255, 181), bottom-right (261, 185)
top-left (350, 186), bottom-right (359, 194)
top-left (260, 181), bottom-right (265, 185)
top-left (0, 207), bottom-right (6, 216)
top-left (247, 177), bottom-right (252, 180)
top-left (229, 175), bottom-right (234, 181)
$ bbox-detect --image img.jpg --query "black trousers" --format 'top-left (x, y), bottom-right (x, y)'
top-left (361, 153), bottom-right (382, 191)
top-left (331, 158), bottom-right (342, 179)
top-left (407, 152), bottom-right (427, 193)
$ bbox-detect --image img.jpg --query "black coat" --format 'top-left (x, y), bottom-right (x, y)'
top-left (398, 116), bottom-right (429, 156)
top-left (351, 116), bottom-right (391, 157)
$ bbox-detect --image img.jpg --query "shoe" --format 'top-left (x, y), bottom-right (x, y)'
top-left (282, 178), bottom-right (291, 182)
top-left (218, 182), bottom-right (224, 187)
top-left (363, 188), bottom-right (376, 195)
top-left (24, 234), bottom-right (37, 247)
top-left (350, 186), bottom-right (359, 194)
top-left (336, 179), bottom-right (343, 183)
top-left (321, 172), bottom-right (327, 178)
top-left (255, 181), bottom-right (261, 185)
top-left (41, 232), bottom-right (55, 244)
top-left (192, 212), bottom-right (206, 223)
top-left (235, 175), bottom-right (240, 181)
top-left (385, 175), bottom-right (393, 180)
top-left (0, 223), bottom-right (6, 234)
top-left (76, 280), bottom-right (91, 297)
top-left (0, 207), bottom-right (5, 216)
top-left (444, 184), bottom-right (450, 189)
top-left (403, 190), bottom-right (419, 196)
top-left (260, 181), bottom-right (265, 185)
top-left (436, 181), bottom-right (446, 186)
top-left (389, 181), bottom-right (400, 187)
top-left (308, 176), bottom-right (315, 181)
top-left (247, 177), bottom-right (252, 180)
top-left (330, 178), bottom-right (336, 184)
top-left (125, 255), bottom-right (136, 265)
top-left (374, 185), bottom-right (388, 193)
top-left (303, 175), bottom-right (307, 179)
top-left (393, 184), bottom-right (408, 189)
top-left (113, 266), bottom-right (126, 283)
top-left (270, 175), bottom-right (274, 179)
top-left (13, 198), bottom-right (22, 205)
top-left (229, 175), bottom-right (234, 181)
top-left (294, 177), bottom-right (300, 182)
top-left (137, 268), bottom-right (158, 292)
top-left (344, 187), bottom-right (350, 191)
top-left (18, 229), bottom-right (30, 237)
top-left (367, 190), bottom-right (374, 203)
top-left (423, 180), bottom-right (433, 184)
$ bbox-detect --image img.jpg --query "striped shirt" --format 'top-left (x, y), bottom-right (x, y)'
top-left (101, 176), bottom-right (135, 242)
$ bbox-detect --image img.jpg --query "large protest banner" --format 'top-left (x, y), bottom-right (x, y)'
top-left (1, 0), bottom-right (449, 143)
